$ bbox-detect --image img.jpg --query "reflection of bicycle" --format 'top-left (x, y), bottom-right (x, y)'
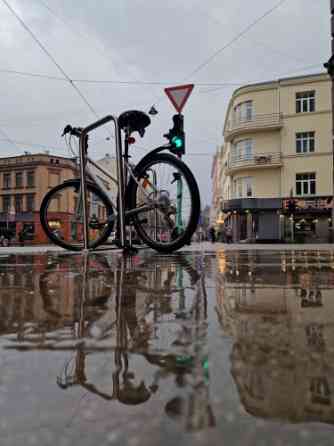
top-left (40, 111), bottom-right (200, 253)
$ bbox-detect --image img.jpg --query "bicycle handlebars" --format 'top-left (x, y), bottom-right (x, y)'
top-left (62, 115), bottom-right (114, 138)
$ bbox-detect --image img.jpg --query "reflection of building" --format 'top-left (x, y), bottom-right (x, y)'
top-left (217, 73), bottom-right (333, 243)
top-left (0, 255), bottom-right (113, 339)
top-left (216, 251), bottom-right (334, 424)
top-left (0, 154), bottom-right (77, 243)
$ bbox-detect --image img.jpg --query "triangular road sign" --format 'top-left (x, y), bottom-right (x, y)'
top-left (164, 84), bottom-right (194, 113)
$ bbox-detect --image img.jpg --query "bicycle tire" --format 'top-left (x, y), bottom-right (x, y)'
top-left (126, 153), bottom-right (200, 253)
top-left (40, 179), bottom-right (114, 251)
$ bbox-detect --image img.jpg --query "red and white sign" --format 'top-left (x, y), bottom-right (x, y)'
top-left (164, 84), bottom-right (194, 113)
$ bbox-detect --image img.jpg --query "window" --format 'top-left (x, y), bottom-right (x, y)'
top-left (296, 173), bottom-right (316, 196)
top-left (296, 132), bottom-right (315, 153)
top-left (15, 172), bottom-right (23, 188)
top-left (244, 177), bottom-right (253, 197)
top-left (26, 194), bottom-right (35, 212)
top-left (234, 101), bottom-right (253, 123)
top-left (3, 173), bottom-right (11, 189)
top-left (2, 196), bottom-right (10, 213)
top-left (310, 377), bottom-right (331, 406)
top-left (296, 91), bottom-right (315, 113)
top-left (48, 171), bottom-right (60, 188)
top-left (15, 195), bottom-right (23, 213)
top-left (233, 177), bottom-right (253, 198)
top-left (27, 171), bottom-right (35, 188)
top-left (232, 139), bottom-right (253, 162)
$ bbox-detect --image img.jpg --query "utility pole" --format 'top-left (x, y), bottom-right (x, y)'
top-left (324, 0), bottom-right (334, 242)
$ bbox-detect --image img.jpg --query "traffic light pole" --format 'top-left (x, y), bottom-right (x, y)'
top-left (325, 0), bottom-right (334, 241)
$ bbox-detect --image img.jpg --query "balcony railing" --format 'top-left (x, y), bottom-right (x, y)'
top-left (225, 113), bottom-right (283, 140)
top-left (227, 151), bottom-right (282, 172)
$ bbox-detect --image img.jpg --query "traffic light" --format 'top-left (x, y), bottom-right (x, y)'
top-left (164, 114), bottom-right (185, 155)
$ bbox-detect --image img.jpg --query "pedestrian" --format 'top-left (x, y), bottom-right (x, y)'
top-left (209, 226), bottom-right (216, 243)
top-left (225, 225), bottom-right (233, 244)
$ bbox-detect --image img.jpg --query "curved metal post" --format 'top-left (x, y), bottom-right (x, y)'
top-left (78, 132), bottom-right (89, 252)
top-left (78, 114), bottom-right (126, 251)
top-left (115, 123), bottom-right (126, 248)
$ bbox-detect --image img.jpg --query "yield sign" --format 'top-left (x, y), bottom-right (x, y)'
top-left (164, 84), bottom-right (194, 113)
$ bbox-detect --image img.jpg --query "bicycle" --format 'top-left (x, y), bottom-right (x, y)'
top-left (40, 110), bottom-right (201, 253)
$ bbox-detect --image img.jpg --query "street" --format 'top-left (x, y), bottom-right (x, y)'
top-left (0, 244), bottom-right (334, 445)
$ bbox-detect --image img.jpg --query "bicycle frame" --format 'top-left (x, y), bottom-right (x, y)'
top-left (75, 115), bottom-right (185, 250)
top-left (76, 115), bottom-right (167, 250)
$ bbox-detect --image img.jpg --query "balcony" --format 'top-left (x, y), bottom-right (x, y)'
top-left (225, 113), bottom-right (283, 141)
top-left (227, 151), bottom-right (282, 174)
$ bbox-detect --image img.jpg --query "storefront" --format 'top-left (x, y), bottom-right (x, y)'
top-left (222, 198), bottom-right (282, 242)
top-left (282, 196), bottom-right (333, 243)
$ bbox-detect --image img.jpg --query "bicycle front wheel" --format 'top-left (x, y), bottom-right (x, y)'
top-left (40, 179), bottom-right (114, 251)
top-left (127, 153), bottom-right (200, 253)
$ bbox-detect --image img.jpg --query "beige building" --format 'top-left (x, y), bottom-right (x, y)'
top-left (218, 72), bottom-right (333, 243)
top-left (216, 249), bottom-right (334, 423)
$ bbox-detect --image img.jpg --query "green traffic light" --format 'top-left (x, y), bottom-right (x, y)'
top-left (171, 136), bottom-right (183, 149)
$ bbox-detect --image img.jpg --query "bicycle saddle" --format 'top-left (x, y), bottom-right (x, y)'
top-left (118, 110), bottom-right (151, 137)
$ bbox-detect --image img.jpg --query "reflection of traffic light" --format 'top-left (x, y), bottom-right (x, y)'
top-left (164, 114), bottom-right (185, 155)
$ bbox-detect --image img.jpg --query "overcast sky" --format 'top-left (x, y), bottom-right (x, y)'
top-left (0, 0), bottom-right (330, 206)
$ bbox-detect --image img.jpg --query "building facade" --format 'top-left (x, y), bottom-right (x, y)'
top-left (219, 73), bottom-right (333, 243)
top-left (0, 153), bottom-right (117, 244)
top-left (0, 154), bottom-right (77, 243)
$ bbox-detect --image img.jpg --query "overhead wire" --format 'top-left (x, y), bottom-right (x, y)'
top-left (0, 0), bottom-right (324, 160)
top-left (147, 0), bottom-right (289, 109)
top-left (184, 0), bottom-right (289, 81)
top-left (0, 128), bottom-right (20, 150)
top-left (1, 0), bottom-right (99, 118)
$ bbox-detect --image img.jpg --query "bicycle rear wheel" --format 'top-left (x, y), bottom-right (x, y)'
top-left (127, 153), bottom-right (200, 253)
top-left (40, 179), bottom-right (114, 251)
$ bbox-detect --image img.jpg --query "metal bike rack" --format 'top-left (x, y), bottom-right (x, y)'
top-left (78, 115), bottom-right (126, 252)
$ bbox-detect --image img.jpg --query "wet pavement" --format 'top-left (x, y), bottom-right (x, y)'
top-left (1, 247), bottom-right (334, 445)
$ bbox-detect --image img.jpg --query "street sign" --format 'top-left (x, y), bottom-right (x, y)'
top-left (164, 84), bottom-right (194, 113)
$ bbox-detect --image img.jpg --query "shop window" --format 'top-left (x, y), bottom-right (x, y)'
top-left (296, 91), bottom-right (315, 113)
top-left (3, 173), bottom-right (11, 189)
top-left (296, 132), bottom-right (315, 153)
top-left (15, 172), bottom-right (23, 188)
top-left (296, 173), bottom-right (316, 196)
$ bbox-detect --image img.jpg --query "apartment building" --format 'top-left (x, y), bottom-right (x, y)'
top-left (0, 154), bottom-right (77, 243)
top-left (219, 72), bottom-right (333, 243)
top-left (0, 153), bottom-right (117, 244)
